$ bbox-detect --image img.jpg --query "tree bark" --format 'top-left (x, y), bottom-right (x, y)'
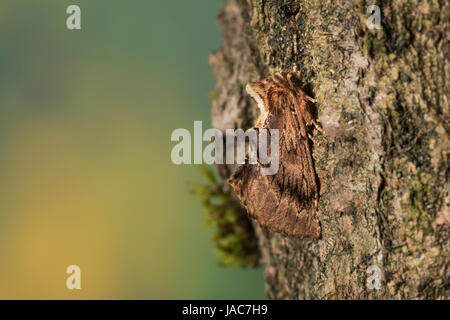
top-left (209, 0), bottom-right (449, 299)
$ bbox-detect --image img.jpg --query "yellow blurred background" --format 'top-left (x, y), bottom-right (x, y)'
top-left (0, 0), bottom-right (264, 299)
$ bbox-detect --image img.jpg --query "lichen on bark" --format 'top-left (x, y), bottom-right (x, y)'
top-left (209, 0), bottom-right (449, 299)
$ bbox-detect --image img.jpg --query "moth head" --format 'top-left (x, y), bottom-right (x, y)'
top-left (246, 82), bottom-right (268, 113)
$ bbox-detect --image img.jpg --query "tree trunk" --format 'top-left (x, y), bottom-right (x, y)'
top-left (209, 0), bottom-right (449, 299)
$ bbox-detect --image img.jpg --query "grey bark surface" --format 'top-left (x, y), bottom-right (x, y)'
top-left (209, 0), bottom-right (449, 299)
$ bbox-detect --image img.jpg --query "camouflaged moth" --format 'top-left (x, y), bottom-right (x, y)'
top-left (228, 71), bottom-right (322, 238)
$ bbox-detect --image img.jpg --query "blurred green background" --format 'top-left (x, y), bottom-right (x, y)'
top-left (0, 0), bottom-right (264, 299)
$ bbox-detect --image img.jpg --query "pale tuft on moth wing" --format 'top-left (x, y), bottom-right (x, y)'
top-left (246, 83), bottom-right (266, 112)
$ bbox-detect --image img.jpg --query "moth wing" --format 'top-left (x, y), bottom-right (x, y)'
top-left (228, 91), bottom-right (320, 238)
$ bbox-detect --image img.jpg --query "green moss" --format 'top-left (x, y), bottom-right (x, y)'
top-left (406, 178), bottom-right (432, 233)
top-left (208, 91), bottom-right (218, 106)
top-left (189, 165), bottom-right (260, 267)
top-left (365, 35), bottom-right (387, 57)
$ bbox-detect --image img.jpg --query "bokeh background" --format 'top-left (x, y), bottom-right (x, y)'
top-left (0, 0), bottom-right (264, 299)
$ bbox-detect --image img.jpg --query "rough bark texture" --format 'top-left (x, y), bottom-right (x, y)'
top-left (209, 0), bottom-right (449, 299)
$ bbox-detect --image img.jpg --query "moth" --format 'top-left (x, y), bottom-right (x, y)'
top-left (228, 71), bottom-right (322, 238)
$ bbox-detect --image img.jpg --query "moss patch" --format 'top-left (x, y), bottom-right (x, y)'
top-left (189, 165), bottom-right (260, 267)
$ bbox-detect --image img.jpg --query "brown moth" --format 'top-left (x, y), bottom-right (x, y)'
top-left (228, 71), bottom-right (322, 238)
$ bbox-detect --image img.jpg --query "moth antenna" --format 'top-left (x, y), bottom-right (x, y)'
top-left (307, 133), bottom-right (317, 144)
top-left (312, 119), bottom-right (324, 133)
top-left (305, 95), bottom-right (317, 103)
